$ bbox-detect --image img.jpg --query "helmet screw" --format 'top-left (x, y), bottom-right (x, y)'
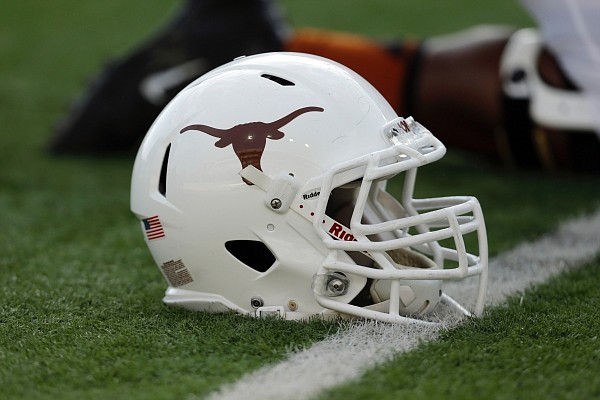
top-left (270, 198), bottom-right (282, 210)
top-left (250, 297), bottom-right (264, 309)
top-left (327, 278), bottom-right (347, 295)
top-left (288, 300), bottom-right (298, 311)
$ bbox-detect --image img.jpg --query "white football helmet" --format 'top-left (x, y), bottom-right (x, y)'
top-left (131, 52), bottom-right (488, 325)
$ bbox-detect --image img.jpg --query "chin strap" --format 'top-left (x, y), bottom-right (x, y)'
top-left (240, 165), bottom-right (300, 213)
top-left (240, 165), bottom-right (359, 243)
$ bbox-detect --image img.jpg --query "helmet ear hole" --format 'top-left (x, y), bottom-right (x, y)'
top-left (225, 240), bottom-right (276, 273)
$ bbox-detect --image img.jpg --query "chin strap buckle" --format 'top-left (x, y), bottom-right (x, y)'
top-left (240, 166), bottom-right (300, 213)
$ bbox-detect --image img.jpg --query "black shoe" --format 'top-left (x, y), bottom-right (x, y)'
top-left (49, 0), bottom-right (287, 155)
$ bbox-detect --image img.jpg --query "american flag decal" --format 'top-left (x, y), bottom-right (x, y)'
top-left (142, 215), bottom-right (165, 240)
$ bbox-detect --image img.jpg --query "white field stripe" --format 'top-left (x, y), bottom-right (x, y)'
top-left (206, 208), bottom-right (600, 400)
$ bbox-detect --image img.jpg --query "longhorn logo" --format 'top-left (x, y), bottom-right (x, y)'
top-left (180, 106), bottom-right (324, 184)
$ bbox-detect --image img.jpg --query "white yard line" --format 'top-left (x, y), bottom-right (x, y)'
top-left (207, 209), bottom-right (600, 400)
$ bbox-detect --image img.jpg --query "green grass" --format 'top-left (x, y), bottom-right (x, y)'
top-left (1, 1), bottom-right (599, 399)
top-left (321, 257), bottom-right (600, 400)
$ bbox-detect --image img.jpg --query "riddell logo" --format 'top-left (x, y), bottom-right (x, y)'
top-left (180, 106), bottom-right (324, 184)
top-left (329, 222), bottom-right (356, 242)
top-left (302, 191), bottom-right (320, 200)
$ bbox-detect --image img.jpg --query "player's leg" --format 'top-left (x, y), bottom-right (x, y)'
top-left (287, 25), bottom-right (599, 171)
top-left (50, 1), bottom-right (598, 171)
top-left (49, 0), bottom-right (287, 154)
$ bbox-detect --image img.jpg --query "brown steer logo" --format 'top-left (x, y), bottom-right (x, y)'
top-left (180, 106), bottom-right (324, 184)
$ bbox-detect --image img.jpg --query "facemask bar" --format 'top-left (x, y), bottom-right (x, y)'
top-left (314, 187), bottom-right (487, 323)
top-left (239, 117), bottom-right (488, 324)
top-left (310, 117), bottom-right (445, 242)
top-left (309, 118), bottom-right (488, 324)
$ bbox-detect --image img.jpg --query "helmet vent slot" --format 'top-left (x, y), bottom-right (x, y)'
top-left (261, 73), bottom-right (295, 86)
top-left (225, 240), bottom-right (276, 273)
top-left (158, 144), bottom-right (171, 197)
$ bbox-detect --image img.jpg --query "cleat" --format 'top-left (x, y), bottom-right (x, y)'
top-left (49, 0), bottom-right (287, 155)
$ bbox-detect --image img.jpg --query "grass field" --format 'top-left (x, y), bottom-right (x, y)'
top-left (1, 1), bottom-right (599, 399)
